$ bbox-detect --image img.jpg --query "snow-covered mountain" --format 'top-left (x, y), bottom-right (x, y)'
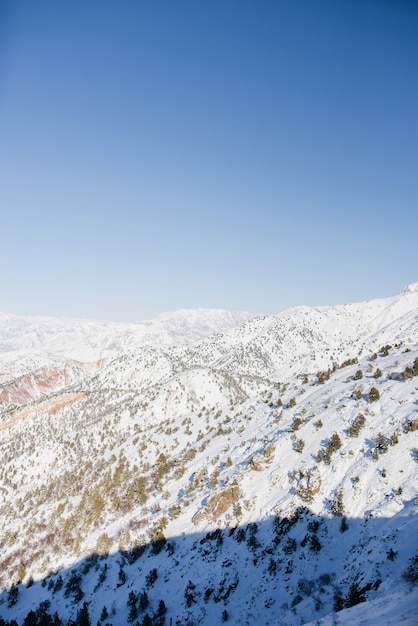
top-left (0, 285), bottom-right (417, 625)
top-left (0, 308), bottom-right (255, 365)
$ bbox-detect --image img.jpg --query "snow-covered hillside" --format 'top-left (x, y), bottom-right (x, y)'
top-left (0, 308), bottom-right (255, 366)
top-left (0, 285), bottom-right (417, 626)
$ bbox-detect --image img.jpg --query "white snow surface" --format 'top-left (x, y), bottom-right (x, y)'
top-left (0, 283), bottom-right (417, 626)
top-left (0, 308), bottom-right (255, 364)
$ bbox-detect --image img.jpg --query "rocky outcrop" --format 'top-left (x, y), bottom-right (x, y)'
top-left (193, 486), bottom-right (240, 524)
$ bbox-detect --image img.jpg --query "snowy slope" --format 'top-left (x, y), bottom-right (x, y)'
top-left (0, 285), bottom-right (417, 626)
top-left (0, 308), bottom-right (255, 364)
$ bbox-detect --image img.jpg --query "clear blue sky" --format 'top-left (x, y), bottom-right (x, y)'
top-left (0, 0), bottom-right (417, 320)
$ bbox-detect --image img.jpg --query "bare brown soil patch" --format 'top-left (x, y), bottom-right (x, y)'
top-left (0, 392), bottom-right (86, 431)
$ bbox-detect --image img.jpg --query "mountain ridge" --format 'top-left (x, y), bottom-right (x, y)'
top-left (0, 284), bottom-right (417, 625)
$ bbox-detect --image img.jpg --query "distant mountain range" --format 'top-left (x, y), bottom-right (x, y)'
top-left (0, 284), bottom-right (417, 625)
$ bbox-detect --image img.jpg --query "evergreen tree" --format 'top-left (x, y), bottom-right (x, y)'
top-left (402, 552), bottom-right (418, 585)
top-left (155, 599), bottom-right (167, 626)
top-left (99, 607), bottom-right (108, 622)
top-left (75, 602), bottom-right (91, 626)
top-left (127, 591), bottom-right (138, 623)
top-left (117, 565), bottom-right (126, 587)
top-left (345, 581), bottom-right (367, 607)
top-left (23, 612), bottom-right (37, 626)
top-left (142, 614), bottom-right (152, 626)
top-left (331, 490), bottom-right (344, 516)
top-left (7, 584), bottom-right (19, 608)
top-left (368, 387), bottom-right (380, 402)
top-left (139, 590), bottom-right (149, 612)
top-left (375, 432), bottom-right (388, 455)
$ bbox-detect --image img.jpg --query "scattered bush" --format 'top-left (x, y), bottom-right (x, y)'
top-left (402, 553), bottom-right (418, 585)
top-left (379, 344), bottom-right (392, 357)
top-left (7, 584), bottom-right (18, 608)
top-left (323, 433), bottom-right (342, 464)
top-left (185, 580), bottom-right (197, 607)
top-left (347, 414), bottom-right (366, 437)
top-left (352, 388), bottom-right (363, 401)
top-left (331, 490), bottom-right (344, 517)
top-left (403, 366), bottom-right (414, 380)
top-left (309, 534), bottom-right (322, 552)
top-left (294, 438), bottom-right (305, 453)
top-left (390, 432), bottom-right (399, 446)
top-left (387, 548), bottom-right (397, 561)
top-left (283, 537), bottom-right (297, 554)
top-left (340, 358), bottom-right (358, 369)
top-left (372, 432), bottom-right (389, 460)
top-left (368, 387), bottom-right (380, 403)
top-left (317, 369), bottom-right (331, 384)
top-left (145, 568), bottom-right (158, 588)
top-left (404, 417), bottom-right (418, 433)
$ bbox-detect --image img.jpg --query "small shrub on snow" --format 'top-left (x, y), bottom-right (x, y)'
top-left (402, 553), bottom-right (418, 585)
top-left (331, 490), bottom-right (345, 517)
top-left (283, 537), bottom-right (297, 554)
top-left (7, 584), bottom-right (18, 608)
top-left (323, 432), bottom-right (342, 464)
top-left (347, 414), bottom-right (366, 437)
top-left (379, 344), bottom-right (392, 357)
top-left (368, 386), bottom-right (380, 403)
top-left (372, 432), bottom-right (389, 460)
top-left (294, 438), bottom-right (305, 453)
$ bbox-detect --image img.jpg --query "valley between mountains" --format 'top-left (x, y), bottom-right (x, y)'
top-left (0, 285), bottom-right (417, 625)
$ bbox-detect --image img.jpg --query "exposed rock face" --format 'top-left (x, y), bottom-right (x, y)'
top-left (0, 363), bottom-right (86, 405)
top-left (193, 486), bottom-right (240, 524)
top-left (0, 393), bottom-right (86, 431)
top-left (249, 442), bottom-right (275, 471)
top-left (195, 467), bottom-right (207, 483)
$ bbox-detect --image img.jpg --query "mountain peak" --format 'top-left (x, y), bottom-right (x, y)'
top-left (401, 281), bottom-right (418, 294)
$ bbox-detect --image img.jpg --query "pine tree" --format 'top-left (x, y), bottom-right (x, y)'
top-left (375, 432), bottom-right (388, 455)
top-left (142, 614), bottom-right (152, 626)
top-left (127, 591), bottom-right (138, 622)
top-left (139, 590), bottom-right (149, 611)
top-left (155, 599), bottom-right (167, 626)
top-left (331, 490), bottom-right (344, 516)
top-left (75, 602), bottom-right (91, 626)
top-left (99, 606), bottom-right (108, 622)
top-left (7, 584), bottom-right (19, 608)
top-left (23, 611), bottom-right (38, 626)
